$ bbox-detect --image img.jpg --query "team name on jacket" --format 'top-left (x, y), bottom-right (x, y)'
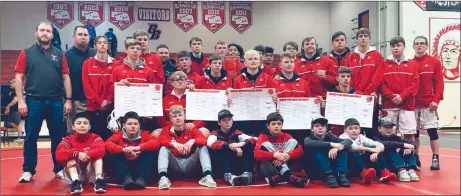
top-left (294, 56), bottom-right (336, 97)
top-left (56, 133), bottom-right (105, 165)
top-left (412, 54), bottom-right (444, 108)
top-left (159, 125), bottom-right (207, 157)
top-left (254, 132), bottom-right (303, 161)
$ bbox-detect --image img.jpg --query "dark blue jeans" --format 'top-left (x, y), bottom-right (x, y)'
top-left (210, 144), bottom-right (254, 177)
top-left (111, 151), bottom-right (158, 184)
top-left (382, 149), bottom-right (417, 170)
top-left (23, 97), bottom-right (65, 174)
top-left (304, 149), bottom-right (348, 179)
top-left (347, 152), bottom-right (389, 177)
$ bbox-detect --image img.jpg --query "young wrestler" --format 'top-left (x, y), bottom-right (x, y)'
top-left (303, 115), bottom-right (352, 188)
top-left (207, 109), bottom-right (256, 186)
top-left (329, 31), bottom-right (352, 72)
top-left (373, 117), bottom-right (419, 182)
top-left (105, 111), bottom-right (160, 190)
top-left (157, 105), bottom-right (216, 190)
top-left (56, 113), bottom-right (106, 194)
top-left (215, 40), bottom-right (228, 57)
top-left (283, 41), bottom-right (300, 58)
top-left (339, 118), bottom-right (392, 184)
top-left (254, 112), bottom-right (308, 188)
top-left (189, 37), bottom-right (209, 75)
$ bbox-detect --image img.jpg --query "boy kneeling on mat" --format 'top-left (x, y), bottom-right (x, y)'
top-left (254, 112), bottom-right (308, 188)
top-left (339, 118), bottom-right (397, 184)
top-left (303, 115), bottom-right (352, 188)
top-left (373, 117), bottom-right (419, 182)
top-left (157, 105), bottom-right (216, 190)
top-left (207, 109), bottom-right (257, 186)
top-left (106, 111), bottom-right (160, 190)
top-left (56, 112), bottom-right (106, 194)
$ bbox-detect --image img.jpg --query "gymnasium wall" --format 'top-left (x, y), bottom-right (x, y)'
top-left (399, 2), bottom-right (460, 128)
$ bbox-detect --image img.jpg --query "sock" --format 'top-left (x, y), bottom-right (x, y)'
top-left (159, 172), bottom-right (167, 178)
top-left (203, 170), bottom-right (212, 177)
top-left (282, 170), bottom-right (292, 179)
top-left (70, 173), bottom-right (79, 181)
top-left (96, 173), bottom-right (103, 180)
top-left (433, 154), bottom-right (439, 159)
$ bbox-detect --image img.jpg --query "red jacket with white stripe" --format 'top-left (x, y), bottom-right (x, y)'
top-left (159, 125), bottom-right (207, 157)
top-left (56, 133), bottom-right (105, 165)
top-left (262, 64), bottom-right (281, 77)
top-left (367, 56), bottom-right (420, 110)
top-left (195, 68), bottom-right (233, 90)
top-left (254, 132), bottom-right (303, 161)
top-left (82, 56), bottom-right (118, 111)
top-left (294, 52), bottom-right (336, 98)
top-left (119, 52), bottom-right (164, 82)
top-left (328, 48), bottom-right (352, 74)
top-left (105, 130), bottom-right (160, 160)
top-left (345, 47), bottom-right (384, 93)
top-left (233, 68), bottom-right (275, 89)
top-left (412, 54), bottom-right (444, 108)
top-left (270, 73), bottom-right (310, 98)
top-left (159, 92), bottom-right (205, 128)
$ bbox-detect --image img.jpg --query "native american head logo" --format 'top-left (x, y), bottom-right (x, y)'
top-left (431, 23), bottom-right (461, 80)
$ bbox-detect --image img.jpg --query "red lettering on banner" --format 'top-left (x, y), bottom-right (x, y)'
top-left (202, 1), bottom-right (226, 33)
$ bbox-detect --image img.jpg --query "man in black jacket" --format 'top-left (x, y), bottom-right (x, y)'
top-left (64, 25), bottom-right (96, 134)
top-left (303, 115), bottom-right (352, 188)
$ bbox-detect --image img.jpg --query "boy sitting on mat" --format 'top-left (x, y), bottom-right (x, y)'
top-left (56, 112), bottom-right (106, 195)
top-left (157, 105), bottom-right (217, 190)
top-left (207, 109), bottom-right (256, 186)
top-left (373, 117), bottom-right (419, 182)
top-left (339, 118), bottom-right (395, 184)
top-left (254, 112), bottom-right (308, 188)
top-left (303, 115), bottom-right (352, 188)
top-left (106, 111), bottom-right (160, 190)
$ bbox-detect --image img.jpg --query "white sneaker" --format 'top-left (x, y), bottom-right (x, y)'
top-left (19, 172), bottom-right (33, 183)
top-left (14, 138), bottom-right (24, 144)
top-left (199, 175), bottom-right (217, 188)
top-left (55, 170), bottom-right (65, 179)
top-left (158, 176), bottom-right (171, 190)
top-left (407, 169), bottom-right (419, 182)
top-left (398, 169), bottom-right (411, 182)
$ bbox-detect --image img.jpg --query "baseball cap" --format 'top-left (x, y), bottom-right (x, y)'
top-left (311, 115), bottom-right (328, 128)
top-left (218, 109), bottom-right (233, 121)
top-left (344, 118), bottom-right (360, 128)
top-left (380, 117), bottom-right (396, 126)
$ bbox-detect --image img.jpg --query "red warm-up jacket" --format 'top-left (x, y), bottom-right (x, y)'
top-left (262, 64), bottom-right (281, 77)
top-left (412, 54), bottom-right (444, 108)
top-left (106, 130), bottom-right (160, 160)
top-left (366, 56), bottom-right (420, 110)
top-left (328, 48), bottom-right (352, 73)
top-left (294, 52), bottom-right (336, 98)
top-left (56, 133), bottom-right (105, 165)
top-left (119, 52), bottom-right (164, 82)
top-left (82, 56), bottom-right (118, 111)
top-left (254, 132), bottom-right (303, 161)
top-left (233, 68), bottom-right (275, 89)
top-left (345, 47), bottom-right (384, 93)
top-left (159, 92), bottom-right (205, 128)
top-left (195, 67), bottom-right (233, 90)
top-left (159, 125), bottom-right (207, 157)
top-left (190, 52), bottom-right (209, 76)
top-left (270, 73), bottom-right (310, 98)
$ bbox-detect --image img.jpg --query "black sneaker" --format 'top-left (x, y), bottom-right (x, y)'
top-left (325, 173), bottom-right (338, 188)
top-left (123, 176), bottom-right (137, 190)
top-left (134, 178), bottom-right (146, 189)
top-left (265, 174), bottom-right (281, 187)
top-left (240, 172), bottom-right (252, 186)
top-left (94, 178), bottom-right (107, 193)
top-left (430, 156), bottom-right (440, 170)
top-left (288, 175), bottom-right (308, 188)
top-left (337, 172), bottom-right (351, 187)
top-left (71, 180), bottom-right (83, 195)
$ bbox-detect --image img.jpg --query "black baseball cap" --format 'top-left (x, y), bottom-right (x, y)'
top-left (218, 109), bottom-right (233, 121)
top-left (344, 118), bottom-right (360, 128)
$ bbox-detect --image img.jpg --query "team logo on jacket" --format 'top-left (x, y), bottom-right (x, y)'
top-left (50, 55), bottom-right (58, 61)
top-left (296, 83), bottom-right (300, 86)
top-left (149, 61), bottom-right (154, 65)
top-left (139, 70), bottom-right (144, 73)
top-left (259, 78), bottom-right (264, 81)
top-left (367, 56), bottom-right (371, 59)
top-left (268, 89), bottom-right (274, 95)
top-left (155, 85), bottom-right (161, 91)
top-left (404, 64), bottom-right (408, 67)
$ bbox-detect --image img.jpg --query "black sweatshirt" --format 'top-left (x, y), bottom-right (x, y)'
top-left (373, 134), bottom-right (415, 151)
top-left (304, 133), bottom-right (352, 151)
top-left (65, 46), bottom-right (96, 101)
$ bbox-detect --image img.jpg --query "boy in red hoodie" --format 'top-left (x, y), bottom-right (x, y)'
top-left (254, 112), bottom-right (308, 188)
top-left (105, 111), bottom-right (160, 190)
top-left (157, 105), bottom-right (216, 190)
top-left (56, 113), bottom-right (106, 195)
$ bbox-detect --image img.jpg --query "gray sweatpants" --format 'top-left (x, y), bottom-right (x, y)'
top-left (261, 138), bottom-right (298, 175)
top-left (158, 146), bottom-right (212, 179)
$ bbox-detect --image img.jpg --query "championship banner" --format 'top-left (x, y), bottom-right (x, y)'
top-left (109, 2), bottom-right (135, 30)
top-left (202, 1), bottom-right (226, 33)
top-left (173, 1), bottom-right (198, 32)
top-left (229, 1), bottom-right (252, 34)
top-left (78, 2), bottom-right (104, 27)
top-left (47, 1), bottom-right (74, 29)
top-left (138, 8), bottom-right (171, 21)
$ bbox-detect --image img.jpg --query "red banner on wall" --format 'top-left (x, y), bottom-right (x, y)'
top-left (78, 2), bottom-right (104, 27)
top-left (202, 1), bottom-right (226, 33)
top-left (47, 1), bottom-right (74, 29)
top-left (108, 2), bottom-right (134, 30)
top-left (229, 1), bottom-right (252, 34)
top-left (173, 1), bottom-right (198, 32)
